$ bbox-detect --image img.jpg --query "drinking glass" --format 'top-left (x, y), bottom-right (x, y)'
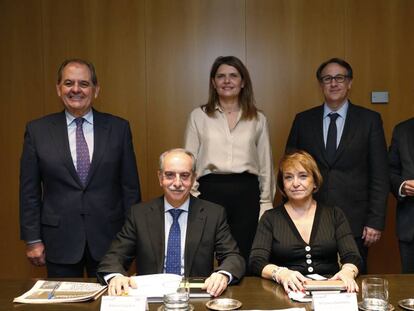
top-left (163, 278), bottom-right (190, 310)
top-left (362, 277), bottom-right (389, 310)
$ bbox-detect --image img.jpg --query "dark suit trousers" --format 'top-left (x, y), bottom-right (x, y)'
top-left (46, 244), bottom-right (99, 278)
top-left (355, 237), bottom-right (368, 274)
top-left (399, 240), bottom-right (414, 273)
top-left (198, 172), bottom-right (260, 270)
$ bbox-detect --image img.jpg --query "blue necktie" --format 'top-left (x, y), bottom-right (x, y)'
top-left (166, 209), bottom-right (184, 275)
top-left (75, 118), bottom-right (90, 185)
top-left (326, 113), bottom-right (339, 164)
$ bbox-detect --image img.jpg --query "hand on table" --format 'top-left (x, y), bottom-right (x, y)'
top-left (278, 269), bottom-right (308, 293)
top-left (202, 272), bottom-right (229, 297)
top-left (331, 269), bottom-right (359, 293)
top-left (108, 275), bottom-right (137, 296)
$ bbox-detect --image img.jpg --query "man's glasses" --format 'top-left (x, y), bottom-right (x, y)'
top-left (162, 171), bottom-right (192, 182)
top-left (320, 74), bottom-right (349, 84)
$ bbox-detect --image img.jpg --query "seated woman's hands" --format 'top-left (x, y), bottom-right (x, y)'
top-left (108, 275), bottom-right (137, 296)
top-left (277, 269), bottom-right (308, 293)
top-left (330, 265), bottom-right (359, 293)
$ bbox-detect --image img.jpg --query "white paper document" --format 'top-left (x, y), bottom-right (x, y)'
top-left (312, 292), bottom-right (358, 311)
top-left (128, 273), bottom-right (182, 302)
top-left (100, 296), bottom-right (147, 311)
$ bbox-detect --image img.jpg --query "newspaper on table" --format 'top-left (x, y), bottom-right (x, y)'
top-left (13, 280), bottom-right (107, 304)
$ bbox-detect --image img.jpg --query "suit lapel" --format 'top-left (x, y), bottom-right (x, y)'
top-left (147, 197), bottom-right (166, 273)
top-left (184, 196), bottom-right (206, 276)
top-left (406, 121), bottom-right (414, 167)
top-left (49, 112), bottom-right (81, 185)
top-left (312, 105), bottom-right (330, 166)
top-left (334, 102), bottom-right (358, 163)
top-left (86, 109), bottom-right (110, 186)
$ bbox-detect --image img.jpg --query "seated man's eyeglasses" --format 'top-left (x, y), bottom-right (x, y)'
top-left (320, 74), bottom-right (349, 84)
top-left (163, 171), bottom-right (192, 182)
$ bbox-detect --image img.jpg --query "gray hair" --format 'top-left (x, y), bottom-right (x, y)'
top-left (159, 148), bottom-right (196, 172)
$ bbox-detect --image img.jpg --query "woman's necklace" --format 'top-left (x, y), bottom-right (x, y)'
top-left (220, 103), bottom-right (240, 115)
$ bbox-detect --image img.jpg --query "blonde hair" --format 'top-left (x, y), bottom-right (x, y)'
top-left (277, 150), bottom-right (323, 198)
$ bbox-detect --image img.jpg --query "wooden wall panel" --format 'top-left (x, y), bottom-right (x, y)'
top-left (0, 0), bottom-right (46, 277)
top-left (246, 0), bottom-right (347, 169)
top-left (346, 0), bottom-right (414, 273)
top-left (145, 0), bottom-right (246, 198)
top-left (40, 0), bottom-right (148, 197)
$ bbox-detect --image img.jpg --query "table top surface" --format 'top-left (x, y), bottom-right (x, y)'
top-left (4, 274), bottom-right (414, 310)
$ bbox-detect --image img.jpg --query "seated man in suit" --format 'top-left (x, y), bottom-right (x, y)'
top-left (97, 148), bottom-right (245, 297)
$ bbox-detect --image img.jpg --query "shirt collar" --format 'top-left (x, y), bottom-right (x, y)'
top-left (164, 197), bottom-right (190, 213)
top-left (323, 100), bottom-right (349, 119)
top-left (65, 109), bottom-right (94, 126)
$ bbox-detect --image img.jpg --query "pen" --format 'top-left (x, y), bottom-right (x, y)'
top-left (47, 282), bottom-right (60, 300)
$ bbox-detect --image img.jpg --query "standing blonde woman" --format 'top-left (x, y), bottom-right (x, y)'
top-left (184, 56), bottom-right (275, 265)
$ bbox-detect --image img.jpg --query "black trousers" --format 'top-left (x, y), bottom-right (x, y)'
top-left (46, 243), bottom-right (99, 278)
top-left (354, 237), bottom-right (368, 274)
top-left (399, 240), bottom-right (414, 273)
top-left (198, 172), bottom-right (260, 270)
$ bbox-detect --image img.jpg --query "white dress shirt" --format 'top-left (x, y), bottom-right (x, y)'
top-left (323, 100), bottom-right (349, 148)
top-left (163, 198), bottom-right (190, 276)
top-left (65, 109), bottom-right (94, 167)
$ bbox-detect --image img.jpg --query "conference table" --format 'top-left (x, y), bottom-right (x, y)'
top-left (4, 275), bottom-right (414, 310)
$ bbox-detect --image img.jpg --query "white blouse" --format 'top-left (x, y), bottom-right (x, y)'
top-left (184, 105), bottom-right (276, 216)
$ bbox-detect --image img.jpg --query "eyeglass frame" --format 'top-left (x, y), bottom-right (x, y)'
top-left (161, 171), bottom-right (193, 182)
top-left (319, 74), bottom-right (350, 84)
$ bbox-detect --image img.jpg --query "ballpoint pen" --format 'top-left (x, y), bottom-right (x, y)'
top-left (47, 282), bottom-right (61, 300)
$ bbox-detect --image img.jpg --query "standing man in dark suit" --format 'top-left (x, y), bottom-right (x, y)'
top-left (286, 58), bottom-right (389, 273)
top-left (389, 118), bottom-right (414, 273)
top-left (97, 148), bottom-right (245, 297)
top-left (20, 58), bottom-right (141, 277)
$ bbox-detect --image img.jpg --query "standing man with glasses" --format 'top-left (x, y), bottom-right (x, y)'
top-left (20, 58), bottom-right (141, 277)
top-left (97, 148), bottom-right (245, 297)
top-left (286, 58), bottom-right (389, 273)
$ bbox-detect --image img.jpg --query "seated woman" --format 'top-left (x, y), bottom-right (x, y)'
top-left (249, 150), bottom-right (361, 293)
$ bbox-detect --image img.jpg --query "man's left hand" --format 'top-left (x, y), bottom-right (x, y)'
top-left (362, 226), bottom-right (382, 247)
top-left (202, 272), bottom-right (228, 297)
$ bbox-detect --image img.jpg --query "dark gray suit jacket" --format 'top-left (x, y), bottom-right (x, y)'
top-left (389, 118), bottom-right (414, 241)
top-left (286, 102), bottom-right (389, 237)
top-left (97, 196), bottom-right (245, 284)
top-left (19, 109), bottom-right (141, 264)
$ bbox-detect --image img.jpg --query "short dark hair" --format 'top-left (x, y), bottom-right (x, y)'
top-left (316, 57), bottom-right (353, 81)
top-left (203, 56), bottom-right (258, 120)
top-left (277, 150), bottom-right (323, 198)
top-left (57, 58), bottom-right (98, 86)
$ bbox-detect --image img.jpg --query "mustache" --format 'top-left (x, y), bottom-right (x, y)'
top-left (167, 186), bottom-right (185, 192)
